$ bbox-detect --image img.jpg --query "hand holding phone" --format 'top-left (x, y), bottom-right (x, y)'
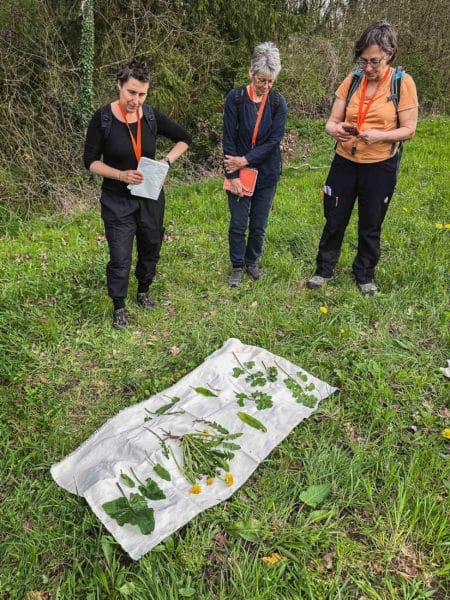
top-left (342, 124), bottom-right (359, 135)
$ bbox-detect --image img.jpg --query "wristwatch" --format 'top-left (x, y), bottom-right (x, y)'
top-left (163, 156), bottom-right (171, 166)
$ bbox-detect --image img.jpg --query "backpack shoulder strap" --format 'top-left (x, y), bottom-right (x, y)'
top-left (268, 89), bottom-right (282, 118)
top-left (388, 66), bottom-right (404, 111)
top-left (344, 68), bottom-right (364, 113)
top-left (100, 104), bottom-right (113, 141)
top-left (142, 103), bottom-right (157, 136)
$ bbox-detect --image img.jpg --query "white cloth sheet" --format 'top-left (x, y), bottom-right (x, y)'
top-left (51, 338), bottom-right (337, 560)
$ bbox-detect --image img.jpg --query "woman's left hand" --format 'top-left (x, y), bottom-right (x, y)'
top-left (357, 129), bottom-right (385, 145)
top-left (224, 154), bottom-right (248, 173)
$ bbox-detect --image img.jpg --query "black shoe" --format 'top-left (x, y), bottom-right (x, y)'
top-left (246, 264), bottom-right (264, 280)
top-left (228, 267), bottom-right (244, 287)
top-left (137, 292), bottom-right (157, 309)
top-left (113, 308), bottom-right (129, 328)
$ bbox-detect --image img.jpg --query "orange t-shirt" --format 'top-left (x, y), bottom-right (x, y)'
top-left (335, 67), bottom-right (418, 163)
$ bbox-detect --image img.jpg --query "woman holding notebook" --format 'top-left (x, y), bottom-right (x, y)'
top-left (84, 58), bottom-right (191, 328)
top-left (223, 43), bottom-right (287, 287)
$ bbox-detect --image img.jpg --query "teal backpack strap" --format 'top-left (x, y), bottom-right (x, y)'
top-left (388, 66), bottom-right (404, 155)
top-left (344, 68), bottom-right (364, 114)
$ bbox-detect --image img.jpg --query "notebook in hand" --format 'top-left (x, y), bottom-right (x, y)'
top-left (223, 168), bottom-right (258, 196)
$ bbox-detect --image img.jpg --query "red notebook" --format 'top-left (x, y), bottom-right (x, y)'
top-left (223, 168), bottom-right (258, 196)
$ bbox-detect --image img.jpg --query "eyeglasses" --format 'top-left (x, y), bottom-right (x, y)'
top-left (253, 75), bottom-right (274, 86)
top-left (356, 57), bottom-right (385, 68)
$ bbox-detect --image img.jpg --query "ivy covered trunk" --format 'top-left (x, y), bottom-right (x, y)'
top-left (80, 0), bottom-right (95, 128)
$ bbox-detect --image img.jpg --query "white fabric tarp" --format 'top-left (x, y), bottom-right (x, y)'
top-left (51, 338), bottom-right (337, 560)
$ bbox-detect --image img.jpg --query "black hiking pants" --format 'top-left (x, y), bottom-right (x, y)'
top-left (315, 152), bottom-right (401, 284)
top-left (100, 189), bottom-right (165, 301)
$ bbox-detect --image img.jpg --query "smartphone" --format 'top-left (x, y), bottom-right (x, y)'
top-left (342, 124), bottom-right (359, 135)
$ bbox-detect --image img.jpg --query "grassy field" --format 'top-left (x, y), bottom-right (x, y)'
top-left (1, 117), bottom-right (449, 599)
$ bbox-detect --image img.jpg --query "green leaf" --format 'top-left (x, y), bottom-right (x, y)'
top-left (101, 535), bottom-right (114, 566)
top-left (237, 411), bottom-right (267, 432)
top-left (153, 463), bottom-right (171, 481)
top-left (102, 493), bottom-right (155, 534)
top-left (232, 367), bottom-right (245, 377)
top-left (193, 386), bottom-right (218, 397)
top-left (138, 477), bottom-right (166, 500)
top-left (178, 587), bottom-right (195, 598)
top-left (244, 361), bottom-right (255, 369)
top-left (299, 484), bottom-right (331, 508)
top-left (227, 518), bottom-right (265, 542)
top-left (120, 472), bottom-right (135, 488)
top-left (118, 582), bottom-right (136, 596)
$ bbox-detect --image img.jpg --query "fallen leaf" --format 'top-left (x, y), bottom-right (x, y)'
top-left (170, 346), bottom-right (180, 356)
top-left (250, 301), bottom-right (258, 308)
top-left (162, 330), bottom-right (170, 338)
top-left (322, 552), bottom-right (334, 570)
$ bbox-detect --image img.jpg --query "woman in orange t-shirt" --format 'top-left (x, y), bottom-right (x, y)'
top-left (308, 21), bottom-right (418, 295)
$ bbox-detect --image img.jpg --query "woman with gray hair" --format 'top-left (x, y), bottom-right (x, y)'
top-left (307, 21), bottom-right (418, 295)
top-left (223, 42), bottom-right (287, 287)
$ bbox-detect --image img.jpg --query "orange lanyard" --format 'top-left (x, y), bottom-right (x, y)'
top-left (248, 85), bottom-right (268, 147)
top-left (118, 102), bottom-right (142, 162)
top-left (357, 67), bottom-right (390, 131)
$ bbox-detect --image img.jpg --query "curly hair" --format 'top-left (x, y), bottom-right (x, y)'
top-left (116, 58), bottom-right (151, 85)
top-left (354, 21), bottom-right (398, 64)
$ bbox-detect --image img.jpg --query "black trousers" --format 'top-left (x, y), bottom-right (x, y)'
top-left (100, 189), bottom-right (165, 300)
top-left (315, 153), bottom-right (400, 284)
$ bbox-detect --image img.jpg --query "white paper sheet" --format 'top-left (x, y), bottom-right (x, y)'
top-left (51, 338), bottom-right (337, 560)
top-left (128, 157), bottom-right (169, 200)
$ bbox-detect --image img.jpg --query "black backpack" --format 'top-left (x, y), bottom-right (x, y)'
top-left (100, 103), bottom-right (157, 140)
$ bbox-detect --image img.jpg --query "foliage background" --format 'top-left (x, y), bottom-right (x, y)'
top-left (0, 0), bottom-right (449, 221)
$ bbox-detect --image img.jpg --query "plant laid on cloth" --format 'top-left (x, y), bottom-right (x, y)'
top-left (102, 468), bottom-right (166, 535)
top-left (158, 421), bottom-right (242, 485)
top-left (275, 361), bottom-right (317, 408)
top-left (234, 390), bottom-right (273, 410)
top-left (144, 396), bottom-right (184, 421)
top-left (237, 411), bottom-right (267, 432)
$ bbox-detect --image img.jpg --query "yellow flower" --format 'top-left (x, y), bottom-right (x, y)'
top-left (445, 224), bottom-right (450, 229)
top-left (442, 428), bottom-right (450, 439)
top-left (320, 305), bottom-right (328, 314)
top-left (402, 207), bottom-right (409, 212)
top-left (189, 483), bottom-right (202, 494)
top-left (225, 473), bottom-right (234, 486)
top-left (339, 328), bottom-right (345, 334)
top-left (262, 552), bottom-right (282, 565)
top-left (435, 223), bottom-right (443, 229)
top-left (202, 428), bottom-right (210, 435)
top-left (206, 477), bottom-right (215, 485)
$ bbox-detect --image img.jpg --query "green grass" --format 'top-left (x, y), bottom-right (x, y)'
top-left (1, 116), bottom-right (449, 599)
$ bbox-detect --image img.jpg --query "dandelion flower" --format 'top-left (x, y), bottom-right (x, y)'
top-left (435, 223), bottom-right (443, 229)
top-left (445, 224), bottom-right (450, 229)
top-left (442, 428), bottom-right (450, 439)
top-left (262, 552), bottom-right (282, 565)
top-left (206, 477), bottom-right (215, 485)
top-left (225, 473), bottom-right (234, 486)
top-left (320, 305), bottom-right (328, 314)
top-left (202, 428), bottom-right (210, 435)
top-left (189, 483), bottom-right (202, 494)
top-left (339, 328), bottom-right (345, 334)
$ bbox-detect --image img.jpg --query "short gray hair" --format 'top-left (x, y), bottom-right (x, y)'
top-left (354, 21), bottom-right (398, 64)
top-left (250, 42), bottom-right (281, 78)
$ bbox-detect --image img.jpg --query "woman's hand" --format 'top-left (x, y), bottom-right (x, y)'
top-left (120, 170), bottom-right (144, 185)
top-left (224, 154), bottom-right (248, 173)
top-left (229, 178), bottom-right (244, 197)
top-left (332, 122), bottom-right (357, 143)
top-left (357, 129), bottom-right (385, 145)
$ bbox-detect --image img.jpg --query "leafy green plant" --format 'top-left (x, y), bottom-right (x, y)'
top-left (237, 412), bottom-right (267, 432)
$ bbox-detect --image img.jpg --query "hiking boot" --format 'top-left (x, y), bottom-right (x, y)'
top-left (246, 264), bottom-right (264, 280)
top-left (113, 308), bottom-right (129, 329)
top-left (307, 275), bottom-right (332, 289)
top-left (228, 267), bottom-right (244, 287)
top-left (358, 281), bottom-right (379, 296)
top-left (137, 292), bottom-right (157, 309)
